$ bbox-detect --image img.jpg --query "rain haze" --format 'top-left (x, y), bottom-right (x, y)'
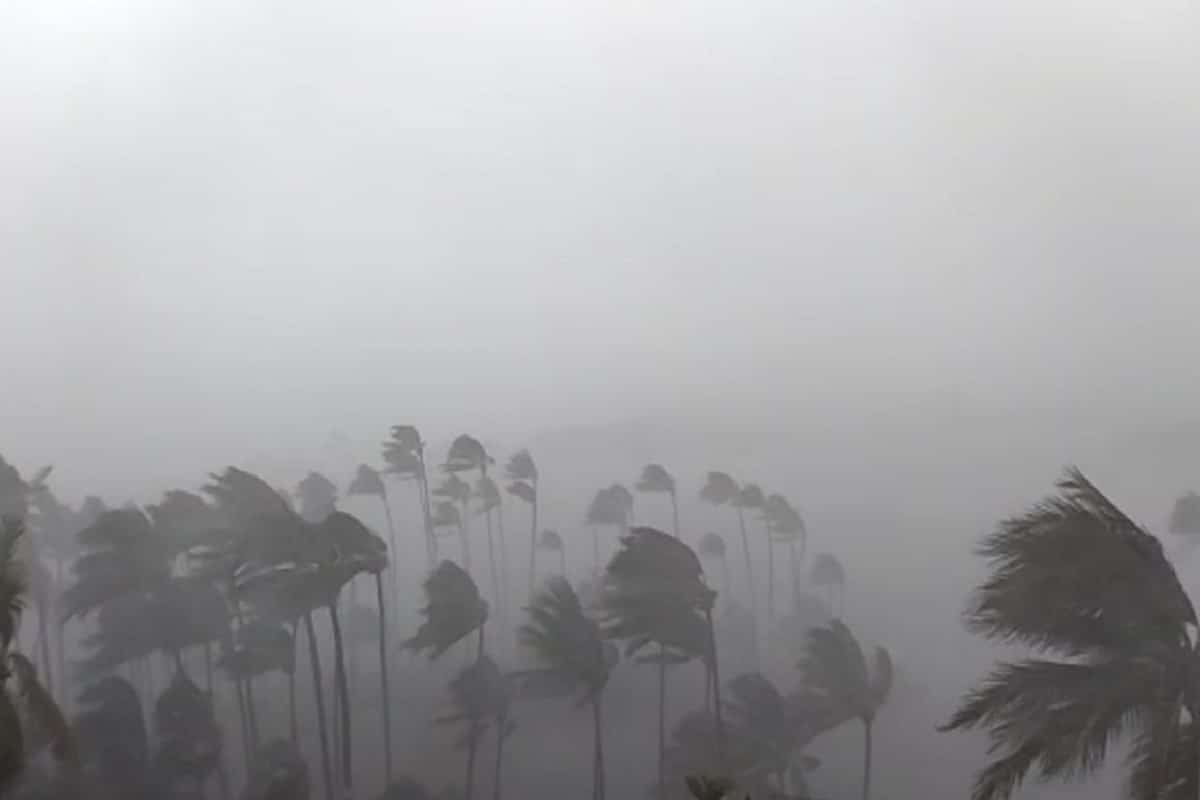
top-left (4, 2), bottom-right (1200, 800)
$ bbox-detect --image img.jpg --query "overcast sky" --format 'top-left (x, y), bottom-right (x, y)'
top-left (4, 0), bottom-right (1200, 495)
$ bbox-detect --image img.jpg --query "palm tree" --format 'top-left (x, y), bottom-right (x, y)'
top-left (601, 527), bottom-right (722, 794)
top-left (407, 561), bottom-right (490, 800)
top-left (382, 425), bottom-right (437, 569)
top-left (504, 450), bottom-right (538, 601)
top-left (732, 485), bottom-right (767, 623)
top-left (435, 655), bottom-right (508, 800)
top-left (808, 554), bottom-right (845, 617)
top-left (347, 464), bottom-right (399, 600)
top-left (696, 534), bottom-right (731, 606)
top-left (517, 577), bottom-right (618, 800)
top-left (152, 668), bottom-right (223, 796)
top-left (475, 476), bottom-right (504, 617)
top-left (433, 476), bottom-right (473, 574)
top-left (636, 465), bottom-right (679, 539)
top-left (943, 468), bottom-right (1200, 800)
top-left (584, 486), bottom-right (633, 574)
top-left (296, 472), bottom-right (339, 524)
top-left (218, 620), bottom-right (295, 742)
top-left (74, 676), bottom-right (150, 799)
top-left (800, 620), bottom-right (892, 800)
top-left (536, 530), bottom-right (565, 578)
top-left (763, 494), bottom-right (806, 613)
top-left (0, 519), bottom-right (73, 794)
top-left (699, 473), bottom-right (755, 659)
top-left (1168, 490), bottom-right (1200, 543)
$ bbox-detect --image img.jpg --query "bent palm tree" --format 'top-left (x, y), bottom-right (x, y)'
top-left (733, 485), bottom-right (767, 623)
top-left (504, 450), bottom-right (538, 601)
top-left (700, 473), bottom-right (755, 660)
top-left (763, 494), bottom-right (806, 613)
top-left (800, 620), bottom-right (892, 800)
top-left (518, 577), bottom-right (617, 800)
top-left (382, 425), bottom-right (436, 568)
top-left (585, 486), bottom-right (633, 575)
top-left (944, 468), bottom-right (1200, 800)
top-left (696, 534), bottom-right (731, 608)
top-left (435, 655), bottom-right (507, 800)
top-left (434, 476), bottom-right (473, 575)
top-left (636, 465), bottom-right (679, 539)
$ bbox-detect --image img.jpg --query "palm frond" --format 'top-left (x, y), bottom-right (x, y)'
top-left (9, 653), bottom-right (73, 765)
top-left (444, 435), bottom-right (491, 474)
top-left (0, 519), bottom-right (27, 649)
top-left (732, 484), bottom-right (765, 510)
top-left (517, 577), bottom-right (610, 703)
top-left (636, 464), bottom-right (675, 495)
top-left (506, 481), bottom-right (535, 505)
top-left (537, 530), bottom-right (563, 552)
top-left (699, 472), bottom-right (738, 506)
top-left (347, 464), bottom-right (387, 499)
top-left (404, 561), bottom-right (488, 659)
top-left (504, 450), bottom-right (537, 483)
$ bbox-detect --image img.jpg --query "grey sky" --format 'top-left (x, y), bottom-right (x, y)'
top-left (5, 0), bottom-right (1200, 496)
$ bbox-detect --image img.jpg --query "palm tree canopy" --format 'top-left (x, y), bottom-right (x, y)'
top-left (1168, 490), bottom-right (1200, 537)
top-left (433, 475), bottom-right (471, 506)
top-left (347, 464), bottom-right (387, 499)
top-left (204, 467), bottom-right (293, 528)
top-left (436, 654), bottom-right (511, 745)
top-left (636, 464), bottom-right (676, 495)
top-left (220, 619), bottom-right (294, 678)
top-left (153, 671), bottom-right (221, 785)
top-left (74, 676), bottom-right (149, 789)
top-left (723, 673), bottom-right (829, 789)
top-left (444, 435), bottom-right (491, 474)
top-left (382, 425), bottom-right (424, 479)
top-left (763, 494), bottom-right (805, 543)
top-left (430, 502), bottom-right (463, 531)
top-left (0, 520), bottom-right (26, 650)
top-left (506, 481), bottom-right (535, 505)
top-left (800, 620), bottom-right (891, 724)
top-left (944, 468), bottom-right (1199, 800)
top-left (63, 508), bottom-right (171, 621)
top-left (537, 530), bottom-right (563, 552)
top-left (504, 450), bottom-right (538, 483)
top-left (809, 554), bottom-right (845, 589)
top-left (517, 577), bottom-right (615, 704)
top-left (697, 533), bottom-right (726, 560)
top-left (585, 485), bottom-right (632, 528)
top-left (405, 561), bottom-right (488, 660)
top-left (732, 484), bottom-right (765, 510)
top-left (295, 472), bottom-right (338, 523)
top-left (699, 473), bottom-right (739, 506)
top-left (0, 455), bottom-right (32, 521)
top-left (241, 740), bottom-right (310, 800)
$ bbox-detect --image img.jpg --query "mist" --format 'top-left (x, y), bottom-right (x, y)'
top-left (4, 2), bottom-right (1200, 800)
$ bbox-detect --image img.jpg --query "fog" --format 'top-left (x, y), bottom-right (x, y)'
top-left (4, 2), bottom-right (1200, 800)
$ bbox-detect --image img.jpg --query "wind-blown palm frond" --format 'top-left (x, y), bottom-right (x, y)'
top-left (0, 456), bottom-right (30, 521)
top-left (944, 468), bottom-right (1197, 800)
top-left (74, 677), bottom-right (149, 795)
top-left (504, 451), bottom-right (537, 483)
top-left (382, 426), bottom-right (425, 479)
top-left (0, 519), bottom-right (26, 649)
top-left (800, 620), bottom-right (889, 722)
top-left (506, 482), bottom-right (535, 505)
top-left (152, 671), bottom-right (221, 787)
top-left (296, 472), bottom-right (338, 523)
top-left (476, 477), bottom-right (501, 515)
top-left (220, 620), bottom-right (294, 678)
top-left (430, 502), bottom-right (463, 532)
top-left (348, 464), bottom-right (387, 498)
top-left (585, 486), bottom-right (632, 529)
top-left (763, 495), bottom-right (805, 544)
top-left (699, 473), bottom-right (738, 506)
top-left (637, 465), bottom-right (676, 495)
top-left (8, 653), bottom-right (73, 765)
top-left (604, 528), bottom-right (714, 615)
top-left (63, 509), bottom-right (170, 621)
top-left (204, 468), bottom-right (293, 528)
top-left (433, 475), bottom-right (471, 506)
top-left (517, 578), bottom-right (614, 704)
top-left (732, 484), bottom-right (764, 511)
top-left (405, 562), bottom-right (488, 660)
top-left (444, 436), bottom-right (491, 475)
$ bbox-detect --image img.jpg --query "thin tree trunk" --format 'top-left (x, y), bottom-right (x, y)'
top-left (492, 719), bottom-right (506, 800)
top-left (459, 510), bottom-right (473, 575)
top-left (669, 491), bottom-right (680, 539)
top-left (234, 673), bottom-right (251, 772)
top-left (720, 557), bottom-right (732, 610)
top-left (592, 697), bottom-right (606, 800)
top-left (735, 508), bottom-right (759, 663)
top-left (288, 666), bottom-right (298, 746)
top-left (417, 448), bottom-right (438, 569)
top-left (485, 507), bottom-right (501, 616)
top-left (706, 609), bottom-right (726, 763)
top-left (37, 606), bottom-right (52, 697)
top-left (766, 538), bottom-right (776, 628)
top-left (328, 600), bottom-right (353, 800)
top-left (788, 540), bottom-right (800, 613)
top-left (527, 480), bottom-right (539, 601)
top-left (304, 612), bottom-right (335, 800)
top-left (592, 527), bottom-right (599, 575)
top-left (465, 728), bottom-right (480, 800)
top-left (657, 645), bottom-right (666, 800)
top-left (245, 675), bottom-right (261, 752)
top-left (381, 492), bottom-right (401, 620)
top-left (375, 573), bottom-right (393, 786)
top-left (496, 502), bottom-right (509, 612)
top-left (862, 719), bottom-right (873, 800)
top-left (53, 558), bottom-right (65, 702)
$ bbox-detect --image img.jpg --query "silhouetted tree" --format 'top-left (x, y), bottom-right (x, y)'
top-left (433, 476), bottom-right (473, 574)
top-left (763, 494), bottom-right (806, 614)
top-left (435, 655), bottom-right (508, 800)
top-left (1169, 490), bottom-right (1200, 542)
top-left (503, 451), bottom-right (538, 602)
top-left (347, 464), bottom-right (399, 603)
top-left (808, 554), bottom-right (845, 617)
top-left (585, 486), bottom-right (633, 574)
top-left (696, 534), bottom-right (731, 606)
top-left (295, 473), bottom-right (338, 524)
top-left (241, 739), bottom-right (309, 800)
top-left (636, 465), bottom-right (680, 539)
top-left (699, 473), bottom-right (756, 660)
top-left (382, 426), bottom-right (436, 568)
top-left (800, 620), bottom-right (892, 800)
top-left (944, 468), bottom-right (1200, 800)
top-left (518, 577), bottom-right (617, 800)
top-left (536, 530), bottom-right (565, 578)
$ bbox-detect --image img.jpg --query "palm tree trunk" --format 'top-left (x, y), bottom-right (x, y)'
top-left (592, 697), bottom-right (606, 800)
top-left (788, 540), bottom-right (800, 613)
top-left (485, 508), bottom-right (501, 616)
top-left (53, 558), bottom-right (65, 701)
top-left (527, 480), bottom-right (539, 601)
top-left (720, 556), bottom-right (732, 609)
top-left (591, 527), bottom-right (599, 575)
top-left (465, 729), bottom-right (480, 800)
top-left (706, 608), bottom-right (726, 762)
top-left (735, 508), bottom-right (759, 662)
top-left (245, 675), bottom-right (261, 752)
top-left (380, 492), bottom-right (401, 617)
top-left (328, 600), bottom-right (353, 800)
top-left (496, 502), bottom-right (509, 612)
top-left (375, 573), bottom-right (393, 786)
top-left (459, 512), bottom-right (472, 575)
top-left (417, 449), bottom-right (438, 569)
top-left (766, 537), bottom-right (776, 628)
top-left (657, 645), bottom-right (666, 800)
top-left (669, 491), bottom-right (680, 539)
top-left (492, 720), bottom-right (506, 800)
top-left (234, 673), bottom-right (252, 772)
top-left (288, 666), bottom-right (298, 746)
top-left (304, 612), bottom-right (335, 800)
top-left (862, 719), bottom-right (873, 800)
top-left (37, 606), bottom-right (52, 698)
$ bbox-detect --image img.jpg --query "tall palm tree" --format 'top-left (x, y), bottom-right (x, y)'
top-left (763, 494), bottom-right (806, 614)
top-left (584, 486), bottom-right (633, 575)
top-left (382, 425), bottom-right (436, 569)
top-left (296, 472), bottom-right (339, 524)
top-left (152, 668), bottom-right (222, 796)
top-left (433, 476), bottom-right (473, 574)
top-left (406, 561), bottom-right (490, 800)
top-left (504, 450), bottom-right (538, 601)
top-left (943, 468), bottom-right (1200, 800)
top-left (517, 577), bottom-right (618, 800)
top-left (0, 519), bottom-right (73, 795)
top-left (699, 473), bottom-right (755, 659)
top-left (1168, 490), bottom-right (1200, 543)
top-left (732, 485), bottom-right (767, 623)
top-left (475, 476), bottom-right (504, 617)
top-left (536, 530), bottom-right (565, 578)
top-left (435, 655), bottom-right (508, 800)
top-left (800, 620), bottom-right (892, 800)
top-left (636, 465), bottom-right (680, 539)
top-left (696, 534), bottom-right (731, 607)
top-left (217, 620), bottom-right (295, 742)
top-left (809, 554), bottom-right (845, 617)
top-left (347, 464), bottom-right (399, 603)
top-left (601, 528), bottom-right (722, 794)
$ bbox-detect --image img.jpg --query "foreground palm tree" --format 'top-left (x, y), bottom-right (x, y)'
top-left (636, 465), bottom-right (680, 539)
top-left (944, 468), bottom-right (1200, 800)
top-left (800, 620), bottom-right (891, 800)
top-left (504, 450), bottom-right (538, 601)
top-left (518, 577), bottom-right (617, 800)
